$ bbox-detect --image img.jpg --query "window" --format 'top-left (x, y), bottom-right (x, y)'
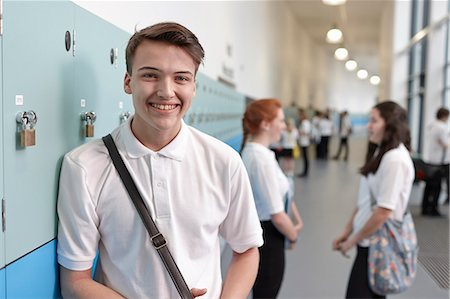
top-left (444, 1), bottom-right (450, 107)
top-left (407, 0), bottom-right (429, 153)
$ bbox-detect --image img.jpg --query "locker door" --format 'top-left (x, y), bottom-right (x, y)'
top-left (74, 6), bottom-right (132, 140)
top-left (2, 0), bottom-right (74, 274)
top-left (0, 0), bottom-right (6, 294)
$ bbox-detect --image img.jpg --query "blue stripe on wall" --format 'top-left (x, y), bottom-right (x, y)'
top-left (350, 115), bottom-right (369, 126)
top-left (0, 269), bottom-right (5, 298)
top-left (6, 240), bottom-right (60, 298)
top-left (224, 134), bottom-right (243, 152)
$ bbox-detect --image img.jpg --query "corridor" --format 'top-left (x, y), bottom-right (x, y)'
top-left (277, 136), bottom-right (449, 298)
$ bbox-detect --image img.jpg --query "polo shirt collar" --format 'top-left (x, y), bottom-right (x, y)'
top-left (121, 117), bottom-right (188, 161)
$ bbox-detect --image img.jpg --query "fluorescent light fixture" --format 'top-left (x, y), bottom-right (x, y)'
top-left (322, 0), bottom-right (346, 5)
top-left (370, 75), bottom-right (381, 85)
top-left (357, 69), bottom-right (368, 79)
top-left (345, 60), bottom-right (357, 71)
top-left (334, 47), bottom-right (348, 60)
top-left (326, 28), bottom-right (343, 43)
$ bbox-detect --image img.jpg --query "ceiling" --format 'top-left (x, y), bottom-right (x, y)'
top-left (284, 0), bottom-right (388, 72)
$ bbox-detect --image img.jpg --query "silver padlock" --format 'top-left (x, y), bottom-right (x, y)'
top-left (16, 110), bottom-right (38, 147)
top-left (120, 111), bottom-right (131, 124)
top-left (81, 111), bottom-right (96, 137)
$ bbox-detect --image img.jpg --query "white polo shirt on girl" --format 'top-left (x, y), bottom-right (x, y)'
top-left (241, 142), bottom-right (289, 221)
top-left (353, 143), bottom-right (414, 247)
top-left (57, 118), bottom-right (263, 299)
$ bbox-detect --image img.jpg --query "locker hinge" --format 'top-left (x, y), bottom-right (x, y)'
top-left (1, 199), bottom-right (5, 232)
top-left (72, 29), bottom-right (76, 57)
top-left (0, 0), bottom-right (3, 36)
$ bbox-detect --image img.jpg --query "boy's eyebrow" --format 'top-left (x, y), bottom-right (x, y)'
top-left (137, 66), bottom-right (159, 72)
top-left (136, 67), bottom-right (193, 76)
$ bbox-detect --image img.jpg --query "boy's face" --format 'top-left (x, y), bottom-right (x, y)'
top-left (124, 40), bottom-right (196, 140)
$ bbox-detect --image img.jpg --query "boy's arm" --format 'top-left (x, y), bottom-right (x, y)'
top-left (220, 247), bottom-right (259, 299)
top-left (60, 266), bottom-right (125, 299)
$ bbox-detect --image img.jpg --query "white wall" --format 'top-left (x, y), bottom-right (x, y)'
top-left (379, 0), bottom-right (394, 101)
top-left (73, 0), bottom-right (380, 113)
top-left (326, 54), bottom-right (378, 114)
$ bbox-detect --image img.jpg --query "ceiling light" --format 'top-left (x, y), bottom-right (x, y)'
top-left (322, 0), bottom-right (346, 5)
top-left (334, 47), bottom-right (348, 60)
top-left (357, 69), bottom-right (368, 79)
top-left (345, 60), bottom-right (357, 71)
top-left (326, 28), bottom-right (343, 43)
top-left (370, 75), bottom-right (381, 85)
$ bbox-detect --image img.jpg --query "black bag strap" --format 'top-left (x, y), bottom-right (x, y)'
top-left (102, 134), bottom-right (192, 299)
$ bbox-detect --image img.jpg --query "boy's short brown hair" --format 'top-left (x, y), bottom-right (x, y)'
top-left (126, 22), bottom-right (205, 75)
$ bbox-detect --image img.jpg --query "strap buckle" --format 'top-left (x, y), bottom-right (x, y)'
top-left (151, 233), bottom-right (167, 250)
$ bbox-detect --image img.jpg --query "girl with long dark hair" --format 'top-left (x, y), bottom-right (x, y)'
top-left (332, 101), bottom-right (415, 298)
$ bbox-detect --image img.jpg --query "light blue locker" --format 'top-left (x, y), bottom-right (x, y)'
top-left (186, 73), bottom-right (245, 148)
top-left (2, 1), bottom-right (74, 296)
top-left (0, 2), bottom-right (6, 295)
top-left (74, 6), bottom-right (132, 139)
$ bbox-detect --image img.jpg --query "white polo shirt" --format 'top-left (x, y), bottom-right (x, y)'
top-left (57, 118), bottom-right (263, 299)
top-left (299, 119), bottom-right (311, 147)
top-left (353, 143), bottom-right (414, 247)
top-left (241, 142), bottom-right (289, 221)
top-left (280, 129), bottom-right (299, 149)
top-left (424, 120), bottom-right (449, 164)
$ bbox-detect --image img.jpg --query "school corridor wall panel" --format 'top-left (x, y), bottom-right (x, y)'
top-left (0, 1), bottom-right (245, 297)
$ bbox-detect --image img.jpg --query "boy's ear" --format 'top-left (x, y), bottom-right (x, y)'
top-left (124, 72), bottom-right (132, 94)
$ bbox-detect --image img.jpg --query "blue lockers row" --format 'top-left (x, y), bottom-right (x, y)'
top-left (0, 1), bottom-right (245, 297)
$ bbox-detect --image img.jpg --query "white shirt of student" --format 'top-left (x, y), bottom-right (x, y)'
top-left (280, 129), bottom-right (299, 149)
top-left (319, 118), bottom-right (333, 137)
top-left (241, 142), bottom-right (289, 221)
top-left (299, 119), bottom-right (311, 147)
top-left (424, 120), bottom-right (450, 164)
top-left (339, 115), bottom-right (352, 137)
top-left (57, 118), bottom-right (263, 299)
top-left (353, 143), bottom-right (414, 247)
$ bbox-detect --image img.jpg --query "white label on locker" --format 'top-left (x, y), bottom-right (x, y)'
top-left (80, 99), bottom-right (86, 107)
top-left (118, 101), bottom-right (123, 109)
top-left (15, 95), bottom-right (24, 106)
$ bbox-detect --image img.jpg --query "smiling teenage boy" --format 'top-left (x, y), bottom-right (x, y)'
top-left (57, 22), bottom-right (263, 299)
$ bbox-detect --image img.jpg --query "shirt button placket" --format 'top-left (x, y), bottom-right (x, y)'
top-left (151, 154), bottom-right (170, 218)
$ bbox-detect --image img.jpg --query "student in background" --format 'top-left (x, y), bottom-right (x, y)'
top-left (297, 108), bottom-right (311, 177)
top-left (279, 118), bottom-right (299, 177)
top-left (311, 110), bottom-right (322, 159)
top-left (241, 99), bottom-right (303, 299)
top-left (332, 101), bottom-right (414, 299)
top-left (318, 111), bottom-right (333, 159)
top-left (422, 107), bottom-right (449, 216)
top-left (333, 110), bottom-right (352, 161)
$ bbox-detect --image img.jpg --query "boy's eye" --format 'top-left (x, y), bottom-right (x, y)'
top-left (143, 73), bottom-right (158, 79)
top-left (175, 76), bottom-right (189, 81)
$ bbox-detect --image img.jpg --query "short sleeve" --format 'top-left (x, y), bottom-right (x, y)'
top-left (255, 161), bottom-right (285, 215)
top-left (219, 158), bottom-right (263, 253)
top-left (57, 154), bottom-right (100, 270)
top-left (375, 153), bottom-right (409, 210)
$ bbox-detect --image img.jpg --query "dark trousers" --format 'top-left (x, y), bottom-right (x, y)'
top-left (334, 137), bottom-right (349, 159)
top-left (318, 136), bottom-right (330, 159)
top-left (253, 221), bottom-right (285, 299)
top-left (422, 166), bottom-right (446, 214)
top-left (444, 164), bottom-right (449, 202)
top-left (301, 146), bottom-right (309, 175)
top-left (346, 246), bottom-right (385, 299)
